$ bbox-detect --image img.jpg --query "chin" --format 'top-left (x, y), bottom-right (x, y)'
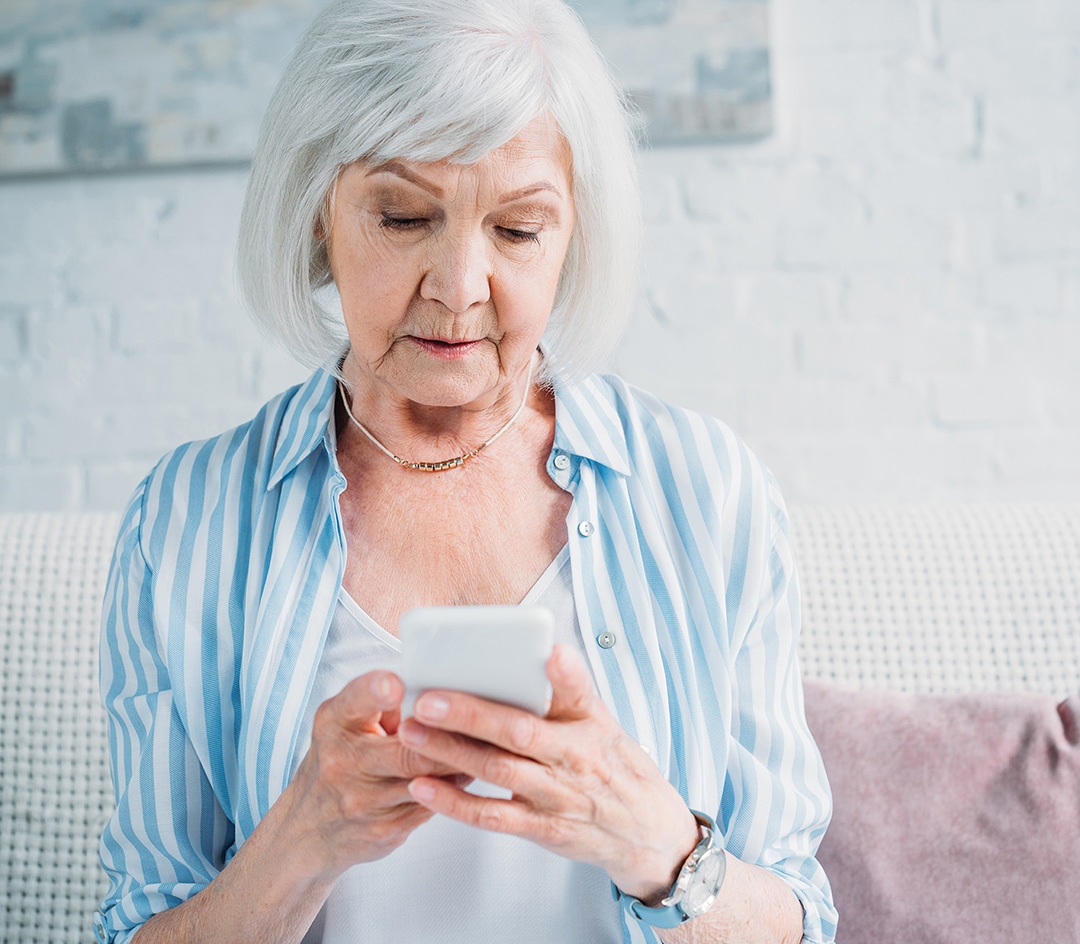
top-left (397, 366), bottom-right (493, 409)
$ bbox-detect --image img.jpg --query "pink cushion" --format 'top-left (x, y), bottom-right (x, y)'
top-left (803, 680), bottom-right (1080, 943)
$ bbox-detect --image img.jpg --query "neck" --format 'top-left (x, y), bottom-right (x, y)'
top-left (338, 352), bottom-right (538, 469)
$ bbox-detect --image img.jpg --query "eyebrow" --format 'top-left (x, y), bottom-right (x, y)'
top-left (367, 162), bottom-right (444, 197)
top-left (366, 162), bottom-right (562, 204)
top-left (501, 181), bottom-right (562, 203)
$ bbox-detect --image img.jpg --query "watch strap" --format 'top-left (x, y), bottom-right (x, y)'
top-left (610, 809), bottom-right (720, 928)
top-left (611, 884), bottom-right (693, 928)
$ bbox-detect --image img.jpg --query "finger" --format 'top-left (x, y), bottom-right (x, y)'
top-left (545, 644), bottom-right (599, 721)
top-left (407, 776), bottom-right (577, 851)
top-left (398, 719), bottom-right (568, 807)
top-left (348, 733), bottom-right (468, 781)
top-left (380, 705), bottom-right (403, 735)
top-left (354, 772), bottom-right (473, 810)
top-left (342, 777), bottom-right (422, 810)
top-left (329, 671), bottom-right (405, 733)
top-left (409, 689), bottom-right (555, 764)
top-left (340, 798), bottom-right (439, 861)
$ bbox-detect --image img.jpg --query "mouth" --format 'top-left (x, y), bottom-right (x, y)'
top-left (409, 336), bottom-right (485, 360)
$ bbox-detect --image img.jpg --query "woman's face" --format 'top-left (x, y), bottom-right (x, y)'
top-left (326, 116), bottom-right (575, 410)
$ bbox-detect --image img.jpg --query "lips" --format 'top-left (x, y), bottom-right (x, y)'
top-left (410, 336), bottom-right (484, 360)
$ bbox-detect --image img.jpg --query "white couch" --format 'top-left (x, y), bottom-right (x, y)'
top-left (1, 506), bottom-right (1078, 943)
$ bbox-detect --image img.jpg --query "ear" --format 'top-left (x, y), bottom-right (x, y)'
top-left (314, 177), bottom-right (339, 242)
top-left (314, 201), bottom-right (331, 242)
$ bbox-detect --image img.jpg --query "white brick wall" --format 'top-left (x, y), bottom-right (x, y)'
top-left (614, 0), bottom-right (1080, 502)
top-left (1, 0), bottom-right (1078, 511)
top-left (0, 170), bottom-right (306, 510)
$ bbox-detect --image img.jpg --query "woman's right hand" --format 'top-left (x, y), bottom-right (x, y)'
top-left (132, 670), bottom-right (462, 944)
top-left (282, 669), bottom-right (469, 880)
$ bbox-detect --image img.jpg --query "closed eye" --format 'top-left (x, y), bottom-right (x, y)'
top-left (498, 227), bottom-right (541, 244)
top-left (379, 214), bottom-right (429, 231)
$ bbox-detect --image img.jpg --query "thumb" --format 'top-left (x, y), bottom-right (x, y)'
top-left (545, 644), bottom-right (597, 720)
top-left (333, 670), bottom-right (405, 734)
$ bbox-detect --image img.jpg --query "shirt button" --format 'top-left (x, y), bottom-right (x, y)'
top-left (577, 520), bottom-right (594, 537)
top-left (553, 453), bottom-right (570, 470)
top-left (597, 631), bottom-right (617, 649)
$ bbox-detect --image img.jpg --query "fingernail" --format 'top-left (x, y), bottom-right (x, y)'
top-left (416, 694), bottom-right (449, 721)
top-left (371, 673), bottom-right (392, 701)
top-left (410, 780), bottom-right (436, 803)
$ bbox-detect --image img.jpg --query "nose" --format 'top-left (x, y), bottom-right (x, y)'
top-left (419, 228), bottom-right (492, 313)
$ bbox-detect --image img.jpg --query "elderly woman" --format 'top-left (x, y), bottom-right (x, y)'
top-left (97, 1), bottom-right (836, 942)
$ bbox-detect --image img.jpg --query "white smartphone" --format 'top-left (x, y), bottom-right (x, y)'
top-left (399, 605), bottom-right (555, 717)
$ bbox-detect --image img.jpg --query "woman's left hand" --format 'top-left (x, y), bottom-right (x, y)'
top-left (398, 643), bottom-right (700, 903)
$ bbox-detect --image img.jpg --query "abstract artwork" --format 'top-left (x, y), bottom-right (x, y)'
top-left (567, 0), bottom-right (772, 145)
top-left (0, 0), bottom-right (323, 176)
top-left (0, 0), bottom-right (771, 177)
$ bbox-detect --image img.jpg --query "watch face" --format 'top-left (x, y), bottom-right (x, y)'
top-left (684, 852), bottom-right (724, 916)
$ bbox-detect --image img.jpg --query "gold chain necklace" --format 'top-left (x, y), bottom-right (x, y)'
top-left (337, 357), bottom-right (533, 472)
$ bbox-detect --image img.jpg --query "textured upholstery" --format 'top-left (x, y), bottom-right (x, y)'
top-left (793, 503), bottom-right (1080, 696)
top-left (0, 514), bottom-right (118, 944)
top-left (1, 506), bottom-right (1078, 942)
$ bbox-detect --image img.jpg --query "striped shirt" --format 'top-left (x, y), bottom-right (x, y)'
top-left (97, 366), bottom-right (837, 944)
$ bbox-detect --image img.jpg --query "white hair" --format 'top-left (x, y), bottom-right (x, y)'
top-left (236, 0), bottom-right (641, 381)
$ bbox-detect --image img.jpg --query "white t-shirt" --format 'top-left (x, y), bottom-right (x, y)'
top-left (294, 547), bottom-right (625, 943)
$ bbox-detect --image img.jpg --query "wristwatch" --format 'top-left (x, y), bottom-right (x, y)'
top-left (611, 809), bottom-right (727, 928)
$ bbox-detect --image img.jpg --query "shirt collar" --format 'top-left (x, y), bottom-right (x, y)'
top-left (266, 364), bottom-right (633, 489)
top-left (267, 367), bottom-right (340, 489)
top-left (550, 372), bottom-right (632, 477)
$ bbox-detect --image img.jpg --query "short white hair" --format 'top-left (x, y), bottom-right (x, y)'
top-left (236, 0), bottom-right (641, 381)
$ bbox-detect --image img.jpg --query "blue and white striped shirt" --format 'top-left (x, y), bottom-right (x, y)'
top-left (97, 367), bottom-right (837, 944)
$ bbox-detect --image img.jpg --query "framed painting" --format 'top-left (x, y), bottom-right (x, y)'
top-left (567, 0), bottom-right (773, 145)
top-left (0, 0), bottom-right (771, 176)
top-left (0, 0), bottom-right (323, 176)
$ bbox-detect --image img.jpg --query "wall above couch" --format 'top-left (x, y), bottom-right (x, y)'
top-left (3, 0), bottom-right (1080, 513)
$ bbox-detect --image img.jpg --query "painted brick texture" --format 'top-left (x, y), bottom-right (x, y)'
top-left (1, 0), bottom-right (1078, 510)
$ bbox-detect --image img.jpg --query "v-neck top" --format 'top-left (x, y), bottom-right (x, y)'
top-left (293, 546), bottom-right (624, 943)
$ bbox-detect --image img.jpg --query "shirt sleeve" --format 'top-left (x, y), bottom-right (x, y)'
top-left (96, 479), bottom-right (235, 944)
top-left (723, 473), bottom-right (838, 944)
